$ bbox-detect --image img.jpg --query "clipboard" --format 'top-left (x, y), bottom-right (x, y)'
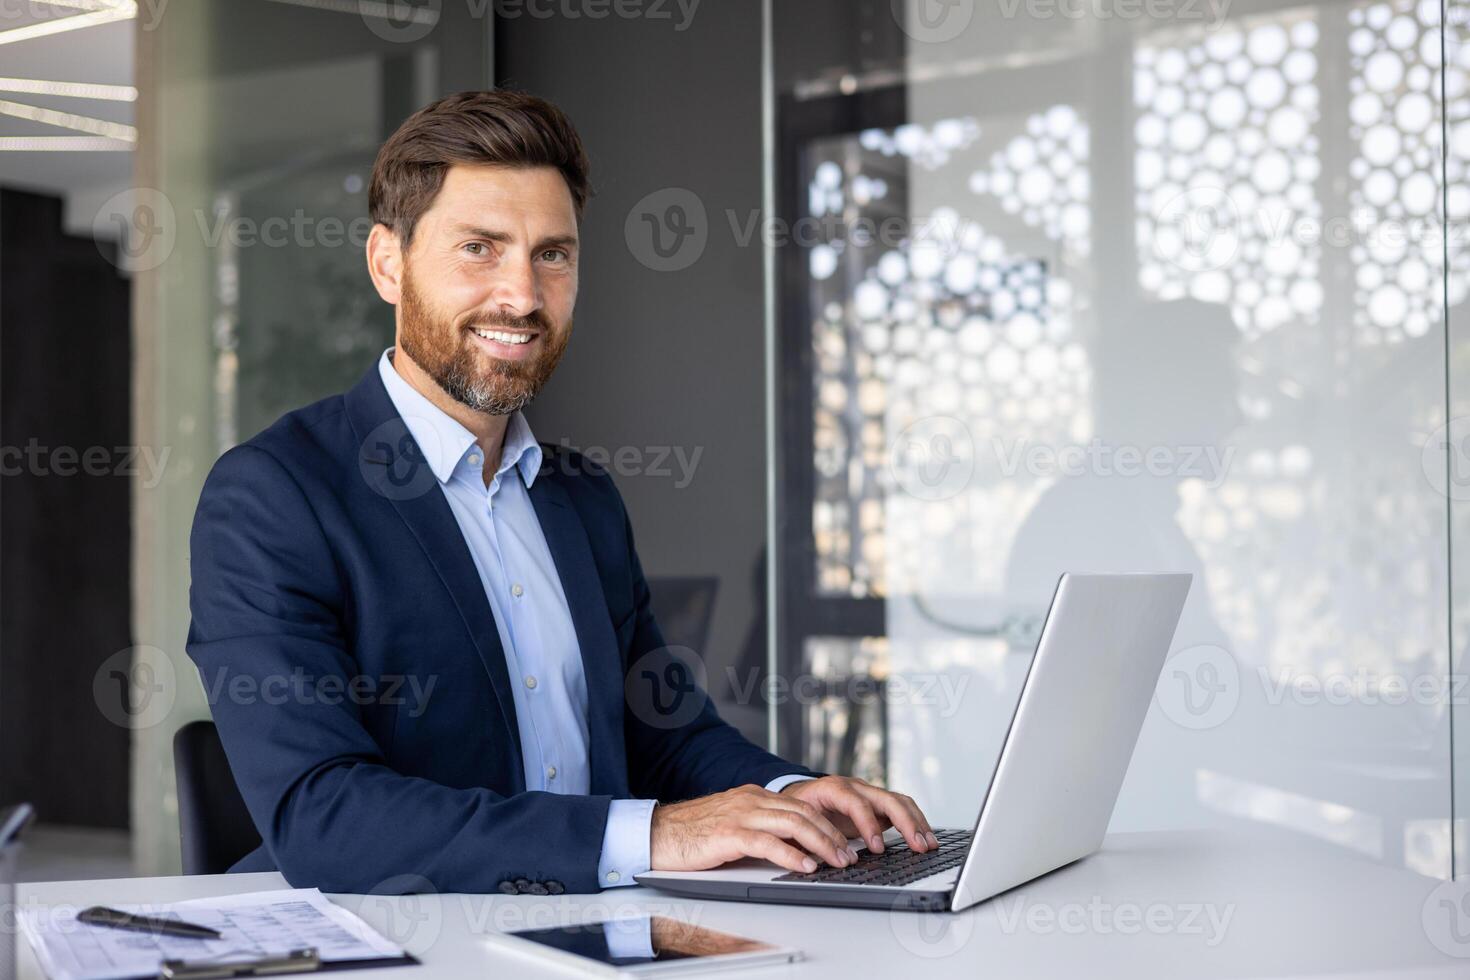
top-left (20, 888), bottom-right (422, 980)
top-left (158, 947), bottom-right (421, 979)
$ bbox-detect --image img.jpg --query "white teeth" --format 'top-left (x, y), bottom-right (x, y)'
top-left (473, 328), bottom-right (532, 345)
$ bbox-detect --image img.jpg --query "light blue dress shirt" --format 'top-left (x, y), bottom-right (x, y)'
top-left (379, 351), bottom-right (808, 887)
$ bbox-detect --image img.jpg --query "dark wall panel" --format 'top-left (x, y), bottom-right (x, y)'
top-left (1, 188), bottom-right (132, 828)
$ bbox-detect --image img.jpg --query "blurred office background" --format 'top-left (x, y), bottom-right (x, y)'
top-left (1, 0), bottom-right (1468, 883)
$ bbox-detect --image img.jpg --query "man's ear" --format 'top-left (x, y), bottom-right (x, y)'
top-left (366, 223), bottom-right (404, 304)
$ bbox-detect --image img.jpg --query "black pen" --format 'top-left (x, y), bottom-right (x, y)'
top-left (77, 906), bottom-right (222, 940)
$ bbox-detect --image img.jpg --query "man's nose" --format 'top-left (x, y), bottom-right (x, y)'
top-left (489, 254), bottom-right (542, 316)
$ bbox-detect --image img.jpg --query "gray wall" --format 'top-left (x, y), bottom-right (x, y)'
top-left (496, 4), bottom-right (769, 738)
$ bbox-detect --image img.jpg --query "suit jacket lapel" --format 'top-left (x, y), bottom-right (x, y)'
top-left (347, 369), bottom-right (526, 793)
top-left (529, 471), bottom-right (630, 798)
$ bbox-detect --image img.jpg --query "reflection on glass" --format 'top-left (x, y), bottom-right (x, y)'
top-left (778, 0), bottom-right (1462, 876)
top-left (1135, 14), bottom-right (1322, 335)
top-left (802, 637), bottom-right (889, 785)
top-left (806, 117), bottom-right (1087, 601)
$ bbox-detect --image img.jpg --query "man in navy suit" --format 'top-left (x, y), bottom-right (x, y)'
top-left (187, 90), bottom-right (937, 895)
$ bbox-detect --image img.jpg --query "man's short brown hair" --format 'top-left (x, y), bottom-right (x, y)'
top-left (369, 89), bottom-right (591, 249)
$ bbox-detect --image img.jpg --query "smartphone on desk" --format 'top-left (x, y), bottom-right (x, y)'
top-left (482, 915), bottom-right (802, 977)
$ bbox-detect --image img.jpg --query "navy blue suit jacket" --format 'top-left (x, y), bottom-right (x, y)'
top-left (185, 363), bottom-right (811, 894)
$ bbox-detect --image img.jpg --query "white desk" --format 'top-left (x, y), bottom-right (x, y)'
top-left (12, 830), bottom-right (1467, 979)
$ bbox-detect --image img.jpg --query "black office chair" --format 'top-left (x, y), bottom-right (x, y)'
top-left (646, 575), bottom-right (719, 653)
top-left (173, 720), bottom-right (262, 875)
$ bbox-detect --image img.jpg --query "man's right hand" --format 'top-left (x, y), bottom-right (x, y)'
top-left (649, 785), bottom-right (860, 874)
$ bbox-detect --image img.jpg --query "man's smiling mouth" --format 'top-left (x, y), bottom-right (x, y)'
top-left (471, 327), bottom-right (535, 345)
top-left (466, 325), bottom-right (542, 362)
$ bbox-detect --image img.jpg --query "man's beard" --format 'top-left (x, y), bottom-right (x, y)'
top-left (397, 266), bottom-right (571, 416)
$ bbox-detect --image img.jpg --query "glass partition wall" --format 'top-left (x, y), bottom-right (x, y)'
top-left (132, 0), bottom-right (488, 874)
top-left (773, 0), bottom-right (1468, 878)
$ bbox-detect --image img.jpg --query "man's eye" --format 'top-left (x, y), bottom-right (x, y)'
top-left (464, 242), bottom-right (488, 256)
top-left (541, 248), bottom-right (568, 262)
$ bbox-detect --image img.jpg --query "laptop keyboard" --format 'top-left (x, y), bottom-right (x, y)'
top-left (773, 829), bottom-right (972, 887)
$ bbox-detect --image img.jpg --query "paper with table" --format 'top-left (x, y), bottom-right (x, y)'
top-left (18, 888), bottom-right (411, 980)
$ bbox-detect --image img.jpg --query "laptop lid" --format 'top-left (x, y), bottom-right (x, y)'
top-left (949, 572), bottom-right (1191, 912)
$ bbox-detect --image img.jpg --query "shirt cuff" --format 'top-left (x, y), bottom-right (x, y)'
top-left (764, 773), bottom-right (817, 795)
top-left (598, 798), bottom-right (655, 889)
top-left (603, 918), bottom-right (655, 960)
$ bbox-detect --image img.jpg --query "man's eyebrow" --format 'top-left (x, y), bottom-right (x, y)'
top-left (534, 233), bottom-right (580, 252)
top-left (450, 224), bottom-right (513, 242)
top-left (449, 224), bottom-right (579, 251)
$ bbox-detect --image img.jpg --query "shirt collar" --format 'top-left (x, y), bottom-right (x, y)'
top-left (377, 348), bottom-right (543, 489)
top-left (500, 409), bottom-right (544, 490)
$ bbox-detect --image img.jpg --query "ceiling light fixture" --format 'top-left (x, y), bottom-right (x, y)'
top-left (32, 0), bottom-right (127, 10)
top-left (261, 0), bottom-right (438, 25)
top-left (0, 77), bottom-right (136, 101)
top-left (0, 2), bottom-right (136, 47)
top-left (0, 135), bottom-right (131, 150)
top-left (0, 98), bottom-right (136, 141)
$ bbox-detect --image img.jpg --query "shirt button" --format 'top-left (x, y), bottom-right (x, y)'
top-left (524, 675), bottom-right (537, 690)
top-left (512, 583), bottom-right (524, 597)
top-left (605, 871), bottom-right (620, 884)
top-left (468, 454), bottom-right (481, 466)
top-left (546, 766), bottom-right (557, 780)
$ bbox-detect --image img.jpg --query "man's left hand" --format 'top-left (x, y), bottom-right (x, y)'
top-left (780, 775), bottom-right (939, 855)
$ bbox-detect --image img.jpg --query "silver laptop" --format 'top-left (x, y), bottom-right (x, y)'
top-left (636, 572), bottom-right (1191, 912)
